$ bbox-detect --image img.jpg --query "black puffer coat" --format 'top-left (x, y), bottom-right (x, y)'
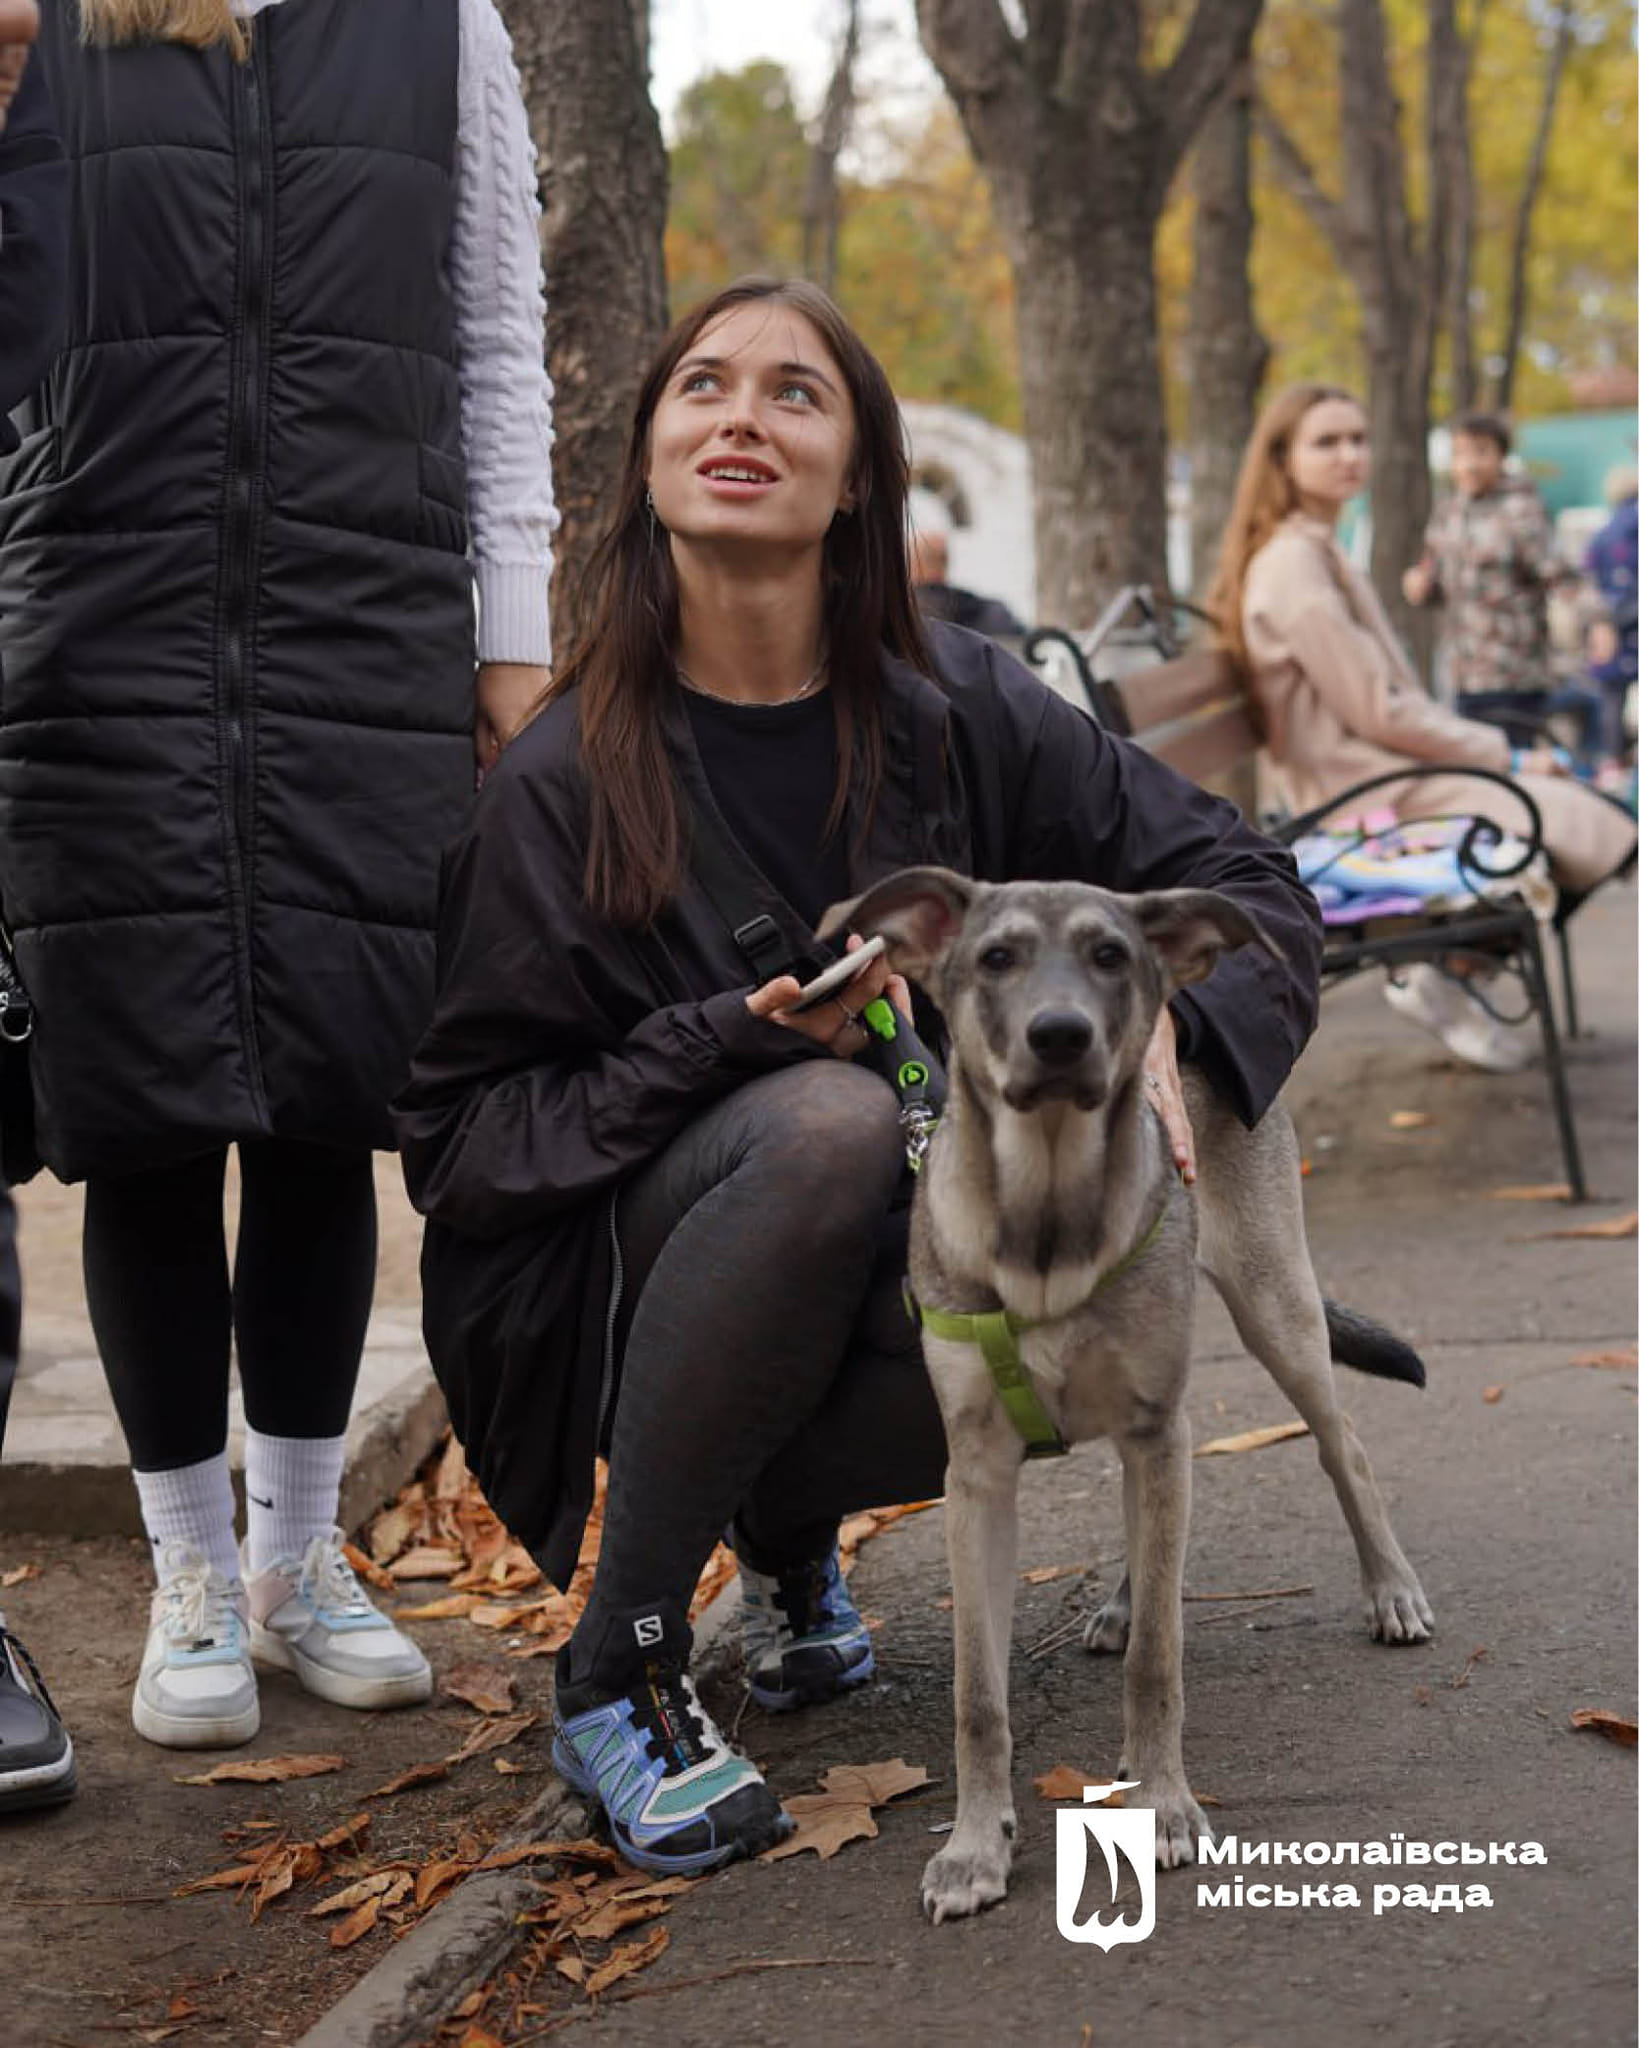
top-left (0, 0), bottom-right (475, 1181)
top-left (395, 626), bottom-right (1326, 1584)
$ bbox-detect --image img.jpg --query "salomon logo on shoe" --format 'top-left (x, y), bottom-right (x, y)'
top-left (633, 1614), bottom-right (665, 1649)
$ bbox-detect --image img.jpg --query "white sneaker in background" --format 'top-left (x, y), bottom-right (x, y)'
top-left (246, 1529), bottom-right (432, 1711)
top-left (1384, 964), bottom-right (1534, 1074)
top-left (132, 1543), bottom-right (259, 1749)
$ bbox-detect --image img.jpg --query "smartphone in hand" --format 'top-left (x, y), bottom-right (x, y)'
top-left (784, 934), bottom-right (887, 1014)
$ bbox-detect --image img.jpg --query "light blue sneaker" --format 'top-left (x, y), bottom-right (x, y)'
top-left (739, 1545), bottom-right (875, 1712)
top-left (552, 1661), bottom-right (791, 1875)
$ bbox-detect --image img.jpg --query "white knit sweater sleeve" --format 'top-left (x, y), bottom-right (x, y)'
top-left (454, 0), bottom-right (558, 666)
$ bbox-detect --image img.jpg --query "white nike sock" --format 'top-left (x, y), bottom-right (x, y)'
top-left (243, 1430), bottom-right (348, 1575)
top-left (133, 1454), bottom-right (241, 1586)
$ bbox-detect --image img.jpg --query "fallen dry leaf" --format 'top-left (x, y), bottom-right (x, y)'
top-left (435, 1434), bottom-right (470, 1499)
top-left (1486, 1182), bottom-right (1573, 1201)
top-left (762, 1757), bottom-right (930, 1864)
top-left (1033, 1765), bottom-right (1113, 1802)
top-left (455, 1710), bottom-right (539, 1761)
top-left (174, 1753), bottom-right (345, 1787)
top-left (387, 1546), bottom-right (466, 1583)
top-left (493, 1757), bottom-right (526, 1775)
top-left (314, 1813), bottom-right (371, 1854)
top-left (816, 1759), bottom-right (929, 1807)
top-left (583, 1924), bottom-right (670, 1997)
top-left (394, 1594), bottom-right (481, 1621)
top-left (1020, 1563), bottom-right (1084, 1585)
top-left (569, 1892), bottom-right (676, 1942)
top-left (1570, 1708), bottom-right (1637, 1749)
top-left (1388, 1109), bottom-right (1432, 1130)
top-left (308, 1871), bottom-right (405, 1919)
top-left (455, 2029), bottom-right (506, 2048)
top-left (1194, 1421), bottom-right (1309, 1457)
top-left (414, 1859), bottom-right (473, 1912)
top-left (1482, 1386), bottom-right (1505, 1404)
top-left (1, 1562), bottom-right (40, 1588)
top-left (342, 1541), bottom-right (396, 1593)
top-left (762, 1794), bottom-right (877, 1862)
top-left (328, 1895), bottom-right (382, 1949)
top-left (367, 1501), bottom-right (420, 1564)
top-left (441, 1663), bottom-right (517, 1716)
top-left (1569, 1345), bottom-right (1638, 1371)
top-left (366, 1758), bottom-right (451, 1800)
top-left (1524, 1211), bottom-right (1638, 1243)
top-left (555, 1956), bottom-right (587, 1986)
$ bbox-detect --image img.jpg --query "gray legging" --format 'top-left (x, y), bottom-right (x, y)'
top-left (567, 1060), bottom-right (949, 1693)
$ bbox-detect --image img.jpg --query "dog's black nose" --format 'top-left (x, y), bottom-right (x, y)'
top-left (1025, 1009), bottom-right (1093, 1067)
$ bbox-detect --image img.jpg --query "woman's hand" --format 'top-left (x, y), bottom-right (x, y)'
top-left (1401, 559), bottom-right (1435, 608)
top-left (1142, 1005), bottom-right (1196, 1185)
top-left (475, 662), bottom-right (549, 775)
top-left (747, 933), bottom-right (911, 1060)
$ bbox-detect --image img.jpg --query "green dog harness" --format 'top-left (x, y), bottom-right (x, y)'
top-left (907, 1195), bottom-right (1172, 1460)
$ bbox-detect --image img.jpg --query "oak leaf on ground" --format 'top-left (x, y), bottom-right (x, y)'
top-left (441, 1663), bottom-right (517, 1716)
top-left (583, 1924), bottom-right (670, 1996)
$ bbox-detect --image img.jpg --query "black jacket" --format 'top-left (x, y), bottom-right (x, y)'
top-left (396, 625), bottom-right (1324, 1584)
top-left (0, 57), bottom-right (66, 447)
top-left (0, 0), bottom-right (474, 1181)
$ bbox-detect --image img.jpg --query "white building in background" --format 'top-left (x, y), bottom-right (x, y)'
top-left (901, 401), bottom-right (1035, 625)
top-left (901, 399), bottom-right (1195, 625)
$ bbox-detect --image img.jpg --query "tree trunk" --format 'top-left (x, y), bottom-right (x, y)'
top-left (916, 0), bottom-right (1264, 628)
top-left (801, 0), bottom-right (860, 295)
top-left (1444, 2), bottom-right (1482, 411)
top-left (1186, 54), bottom-right (1268, 606)
top-left (498, 0), bottom-right (669, 654)
top-left (1258, 0), bottom-right (1447, 657)
top-left (1494, 1), bottom-right (1573, 414)
top-left (1017, 206), bottom-right (1171, 625)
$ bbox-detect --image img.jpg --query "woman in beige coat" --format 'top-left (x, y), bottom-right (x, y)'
top-left (1207, 383), bottom-right (1635, 1070)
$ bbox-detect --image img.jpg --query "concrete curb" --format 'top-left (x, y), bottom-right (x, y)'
top-left (292, 1581), bottom-right (748, 2048)
top-left (0, 1361), bottom-right (449, 1540)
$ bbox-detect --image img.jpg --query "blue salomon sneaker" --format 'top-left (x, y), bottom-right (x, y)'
top-left (552, 1628), bottom-right (791, 1874)
top-left (739, 1545), bottom-right (875, 1712)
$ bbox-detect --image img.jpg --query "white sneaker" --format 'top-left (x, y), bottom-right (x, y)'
top-left (246, 1529), bottom-right (432, 1711)
top-left (133, 1543), bottom-right (259, 1749)
top-left (1383, 965), bottom-right (1534, 1074)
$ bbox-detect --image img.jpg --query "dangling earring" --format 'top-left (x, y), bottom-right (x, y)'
top-left (645, 488), bottom-right (657, 542)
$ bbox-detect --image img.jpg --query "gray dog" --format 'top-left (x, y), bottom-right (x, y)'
top-left (821, 867), bottom-right (1434, 1925)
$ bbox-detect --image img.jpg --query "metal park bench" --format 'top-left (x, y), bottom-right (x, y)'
top-left (1021, 586), bottom-right (1624, 1202)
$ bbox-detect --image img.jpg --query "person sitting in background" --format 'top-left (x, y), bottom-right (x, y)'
top-left (909, 529), bottom-right (1027, 640)
top-left (1584, 465), bottom-right (1638, 771)
top-left (1402, 412), bottom-right (1563, 747)
top-left (1209, 382), bottom-right (1635, 1076)
top-left (0, 0), bottom-right (76, 1814)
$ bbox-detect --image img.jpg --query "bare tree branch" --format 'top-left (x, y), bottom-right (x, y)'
top-left (1494, 0), bottom-right (1573, 412)
top-left (801, 0), bottom-right (861, 294)
top-left (1153, 0), bottom-right (1265, 188)
top-left (1253, 98), bottom-right (1350, 262)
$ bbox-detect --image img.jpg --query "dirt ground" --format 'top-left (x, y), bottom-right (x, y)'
top-left (1, 890), bottom-right (1635, 2048)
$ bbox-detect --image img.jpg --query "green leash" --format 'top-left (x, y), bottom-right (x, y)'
top-left (908, 1194), bottom-right (1172, 1459)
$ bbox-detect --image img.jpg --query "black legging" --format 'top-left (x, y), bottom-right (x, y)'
top-left (568, 1061), bottom-right (950, 1691)
top-left (82, 1138), bottom-right (378, 1472)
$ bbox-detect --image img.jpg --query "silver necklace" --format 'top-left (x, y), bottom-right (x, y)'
top-left (675, 654), bottom-right (827, 708)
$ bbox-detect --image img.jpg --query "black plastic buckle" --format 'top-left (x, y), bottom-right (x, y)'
top-left (732, 914), bottom-right (793, 982)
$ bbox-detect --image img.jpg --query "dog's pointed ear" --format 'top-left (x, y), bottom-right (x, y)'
top-left (1130, 889), bottom-right (1284, 989)
top-left (818, 866), bottom-right (975, 983)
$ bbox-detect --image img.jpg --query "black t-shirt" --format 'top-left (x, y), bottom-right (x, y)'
top-left (683, 688), bottom-right (851, 932)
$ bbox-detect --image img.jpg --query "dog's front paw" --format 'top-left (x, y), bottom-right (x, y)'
top-left (1081, 1577), bottom-right (1131, 1656)
top-left (1147, 1779), bottom-right (1213, 1870)
top-left (1365, 1575), bottom-right (1435, 1644)
top-left (921, 1822), bottom-right (1015, 1924)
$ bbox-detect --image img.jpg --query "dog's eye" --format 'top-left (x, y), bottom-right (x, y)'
top-left (978, 944), bottom-right (1015, 973)
top-left (1091, 942), bottom-right (1128, 971)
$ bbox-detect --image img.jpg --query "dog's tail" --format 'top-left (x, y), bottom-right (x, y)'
top-left (1323, 1299), bottom-right (1426, 1389)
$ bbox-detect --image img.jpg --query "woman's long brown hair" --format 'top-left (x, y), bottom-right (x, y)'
top-left (546, 277), bottom-right (935, 928)
top-left (1205, 381), bottom-right (1359, 686)
top-left (79, 0), bottom-right (248, 56)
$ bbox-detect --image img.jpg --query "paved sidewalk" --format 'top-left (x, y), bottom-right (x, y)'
top-left (1, 1155), bottom-right (444, 1535)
